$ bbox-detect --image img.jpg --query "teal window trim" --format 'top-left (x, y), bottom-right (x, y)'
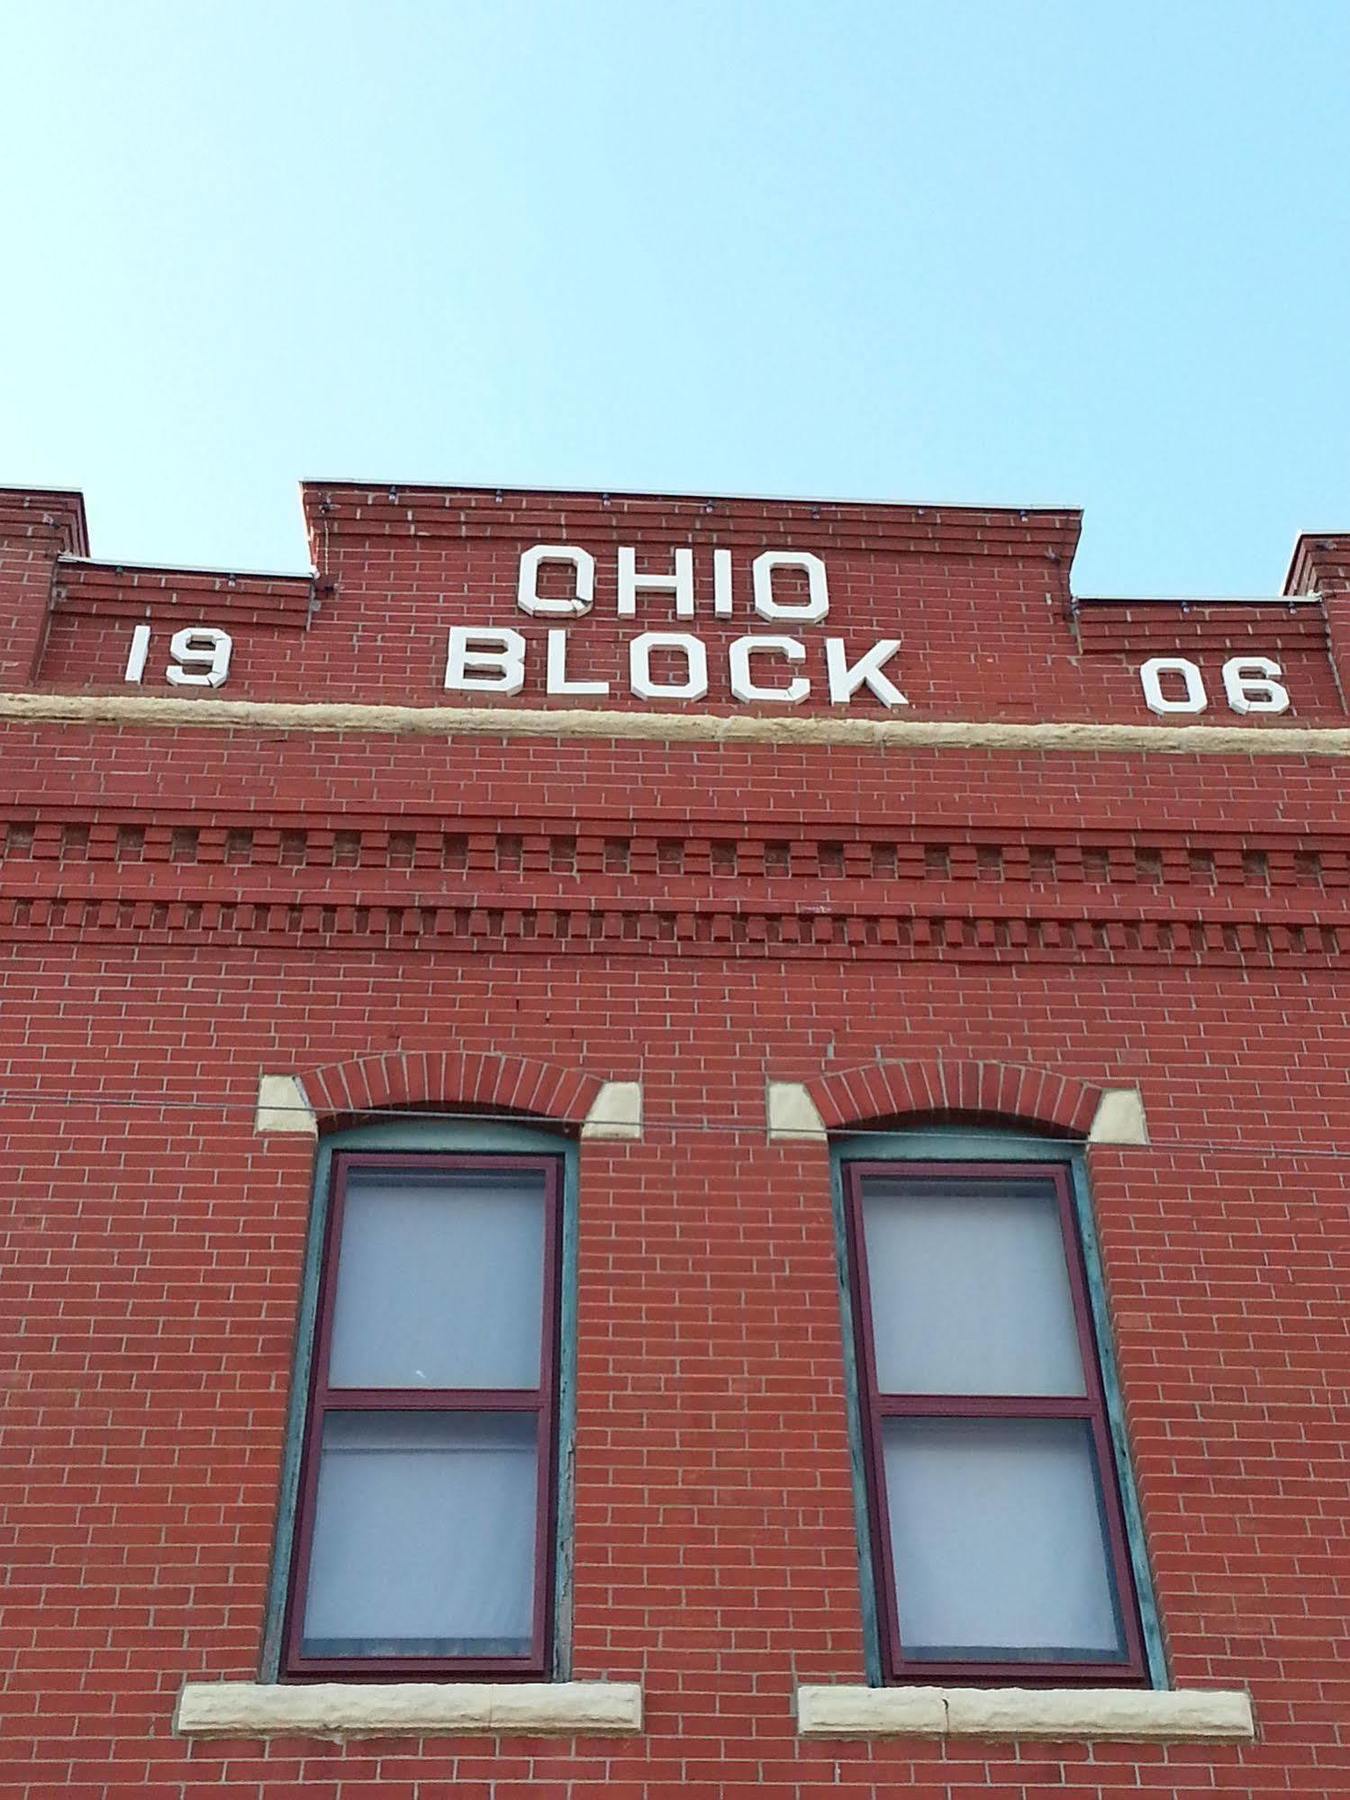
top-left (830, 1126), bottom-right (1168, 1691)
top-left (259, 1117), bottom-right (580, 1683)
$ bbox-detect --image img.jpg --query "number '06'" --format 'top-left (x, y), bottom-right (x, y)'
top-left (1139, 656), bottom-right (1290, 717)
top-left (124, 625), bottom-right (233, 688)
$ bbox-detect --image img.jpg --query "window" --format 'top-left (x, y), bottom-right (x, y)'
top-left (282, 1152), bottom-right (562, 1677)
top-left (842, 1158), bottom-right (1148, 1685)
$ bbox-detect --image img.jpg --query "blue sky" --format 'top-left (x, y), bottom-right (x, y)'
top-left (3, 1), bottom-right (1347, 594)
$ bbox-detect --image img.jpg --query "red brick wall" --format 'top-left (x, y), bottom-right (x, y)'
top-left (1, 487), bottom-right (1347, 1797)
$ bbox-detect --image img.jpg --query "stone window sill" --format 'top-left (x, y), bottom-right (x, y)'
top-left (796, 1684), bottom-right (1255, 1742)
top-left (174, 1679), bottom-right (643, 1740)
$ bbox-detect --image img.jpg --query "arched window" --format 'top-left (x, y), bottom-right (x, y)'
top-left (835, 1129), bottom-right (1161, 1688)
top-left (265, 1120), bottom-right (573, 1680)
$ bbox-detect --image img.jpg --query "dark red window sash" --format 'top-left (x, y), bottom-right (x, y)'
top-left (843, 1159), bottom-right (1147, 1686)
top-left (283, 1151), bottom-right (562, 1679)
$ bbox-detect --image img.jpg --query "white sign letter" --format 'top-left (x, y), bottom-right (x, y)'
top-left (1140, 656), bottom-right (1206, 715)
top-left (752, 551), bottom-right (829, 623)
top-left (629, 631), bottom-right (709, 700)
top-left (729, 635), bottom-right (809, 704)
top-left (825, 638), bottom-right (907, 707)
top-left (546, 628), bottom-right (610, 696)
top-left (1223, 656), bottom-right (1289, 715)
top-left (124, 623), bottom-right (151, 684)
top-left (445, 627), bottom-right (526, 693)
top-left (712, 548), bottom-right (734, 618)
top-left (517, 544), bottom-right (595, 617)
top-left (167, 627), bottom-right (232, 688)
top-left (618, 546), bottom-right (695, 618)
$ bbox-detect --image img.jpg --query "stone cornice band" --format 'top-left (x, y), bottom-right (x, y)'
top-left (3, 690), bottom-right (1350, 754)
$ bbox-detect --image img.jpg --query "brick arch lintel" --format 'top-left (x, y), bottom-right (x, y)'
top-left (255, 1051), bottom-right (640, 1139)
top-left (801, 1058), bottom-right (1111, 1138)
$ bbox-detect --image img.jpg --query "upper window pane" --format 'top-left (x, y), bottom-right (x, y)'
top-left (328, 1165), bottom-right (547, 1390)
top-left (860, 1173), bottom-right (1086, 1396)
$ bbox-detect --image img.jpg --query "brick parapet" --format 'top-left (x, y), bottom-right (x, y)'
top-left (1285, 532), bottom-right (1350, 709)
top-left (0, 487), bottom-right (89, 689)
top-left (301, 479), bottom-right (1085, 563)
top-left (5, 479), bottom-right (1340, 722)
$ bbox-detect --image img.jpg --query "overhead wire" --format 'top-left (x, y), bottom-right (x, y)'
top-left (0, 1088), bottom-right (1345, 1159)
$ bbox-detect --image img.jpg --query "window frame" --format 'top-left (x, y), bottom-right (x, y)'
top-left (262, 1121), bottom-right (576, 1684)
top-left (833, 1130), bottom-right (1166, 1690)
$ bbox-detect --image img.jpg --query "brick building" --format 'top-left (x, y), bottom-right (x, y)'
top-left (0, 480), bottom-right (1347, 1797)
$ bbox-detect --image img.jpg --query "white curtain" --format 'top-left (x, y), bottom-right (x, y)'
top-left (328, 1170), bottom-right (546, 1390)
top-left (883, 1416), bottom-right (1121, 1657)
top-left (303, 1411), bottom-right (538, 1649)
top-left (862, 1176), bottom-right (1085, 1396)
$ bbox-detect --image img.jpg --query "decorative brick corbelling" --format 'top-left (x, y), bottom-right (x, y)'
top-left (809, 1058), bottom-right (1105, 1133)
top-left (301, 1048), bottom-right (604, 1125)
top-left (7, 808), bottom-right (1350, 906)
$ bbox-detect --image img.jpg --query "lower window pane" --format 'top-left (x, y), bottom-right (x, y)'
top-left (301, 1410), bottom-right (539, 1658)
top-left (882, 1416), bottom-right (1125, 1663)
